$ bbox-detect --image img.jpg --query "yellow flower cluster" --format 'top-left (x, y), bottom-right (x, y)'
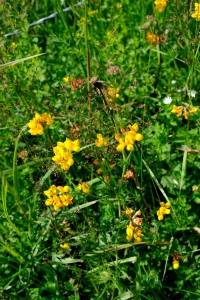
top-left (115, 124), bottom-right (143, 151)
top-left (171, 105), bottom-right (198, 119)
top-left (191, 3), bottom-right (200, 21)
top-left (106, 87), bottom-right (120, 102)
top-left (95, 134), bottom-right (108, 147)
top-left (154, 0), bottom-right (167, 13)
top-left (77, 182), bottom-right (90, 193)
top-left (52, 138), bottom-right (80, 170)
top-left (157, 202), bottom-right (170, 220)
top-left (146, 31), bottom-right (160, 46)
top-left (126, 210), bottom-right (143, 243)
top-left (44, 185), bottom-right (73, 211)
top-left (28, 113), bottom-right (54, 135)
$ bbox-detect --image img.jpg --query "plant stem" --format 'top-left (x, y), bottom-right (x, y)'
top-left (84, 0), bottom-right (91, 111)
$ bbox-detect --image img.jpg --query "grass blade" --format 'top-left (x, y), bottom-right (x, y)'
top-left (0, 53), bottom-right (46, 69)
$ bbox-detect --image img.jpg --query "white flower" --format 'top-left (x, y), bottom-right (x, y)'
top-left (188, 90), bottom-right (196, 98)
top-left (171, 80), bottom-right (176, 85)
top-left (163, 96), bottom-right (172, 104)
top-left (177, 87), bottom-right (186, 92)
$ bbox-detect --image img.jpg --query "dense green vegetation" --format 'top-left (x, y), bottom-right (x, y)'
top-left (0, 0), bottom-right (200, 299)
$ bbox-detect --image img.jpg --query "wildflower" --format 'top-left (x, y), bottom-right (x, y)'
top-left (191, 3), bottom-right (200, 21)
top-left (146, 31), bottom-right (160, 46)
top-left (124, 170), bottom-right (135, 179)
top-left (71, 78), bottom-right (84, 90)
top-left (123, 207), bottom-right (133, 216)
top-left (154, 0), bottom-right (167, 13)
top-left (126, 210), bottom-right (144, 242)
top-left (93, 160), bottom-right (101, 165)
top-left (163, 96), bottom-right (172, 104)
top-left (116, 3), bottom-right (123, 9)
top-left (44, 185), bottom-right (73, 211)
top-left (106, 65), bottom-right (122, 76)
top-left (18, 149), bottom-right (28, 159)
top-left (171, 105), bottom-right (198, 119)
top-left (52, 138), bottom-right (80, 170)
top-left (105, 87), bottom-right (120, 102)
top-left (97, 167), bottom-right (103, 174)
top-left (171, 105), bottom-right (183, 117)
top-left (28, 113), bottom-right (54, 135)
top-left (157, 202), bottom-right (170, 220)
top-left (60, 243), bottom-right (70, 249)
top-left (63, 77), bottom-right (70, 83)
top-left (172, 253), bottom-right (181, 269)
top-left (77, 182), bottom-right (90, 193)
top-left (189, 107), bottom-right (198, 115)
top-left (183, 111), bottom-right (189, 120)
top-left (173, 260), bottom-right (179, 269)
top-left (126, 223), bottom-right (134, 241)
top-left (115, 123), bottom-right (143, 152)
top-left (171, 80), bottom-right (176, 85)
top-left (188, 90), bottom-right (196, 98)
top-left (95, 134), bottom-right (108, 147)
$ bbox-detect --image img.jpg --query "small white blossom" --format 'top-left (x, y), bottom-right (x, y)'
top-left (171, 80), bottom-right (176, 85)
top-left (163, 96), bottom-right (172, 104)
top-left (188, 90), bottom-right (196, 98)
top-left (177, 87), bottom-right (186, 92)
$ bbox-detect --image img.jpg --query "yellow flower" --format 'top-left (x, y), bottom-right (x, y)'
top-left (157, 202), bottom-right (171, 220)
top-left (146, 31), bottom-right (160, 46)
top-left (60, 243), bottom-right (70, 249)
top-left (28, 113), bottom-right (54, 135)
top-left (173, 260), bottom-right (179, 269)
top-left (106, 87), bottom-right (120, 102)
top-left (63, 77), bottom-right (70, 82)
top-left (77, 182), bottom-right (90, 193)
top-left (189, 107), bottom-right (198, 114)
top-left (52, 138), bottom-right (80, 170)
top-left (97, 167), bottom-right (103, 174)
top-left (95, 134), bottom-right (108, 147)
top-left (171, 105), bottom-right (183, 117)
top-left (124, 207), bottom-right (133, 216)
top-left (128, 123), bottom-right (139, 132)
top-left (172, 105), bottom-right (198, 119)
top-left (191, 3), bottom-right (200, 20)
top-left (154, 0), bottom-right (167, 12)
top-left (183, 111), bottom-right (189, 120)
top-left (126, 224), bottom-right (134, 241)
top-left (115, 123), bottom-right (143, 151)
top-left (44, 185), bottom-right (73, 211)
top-left (116, 138), bottom-right (126, 151)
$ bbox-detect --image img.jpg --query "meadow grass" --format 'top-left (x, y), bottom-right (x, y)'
top-left (0, 0), bottom-right (200, 299)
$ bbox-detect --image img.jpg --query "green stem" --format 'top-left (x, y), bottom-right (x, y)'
top-left (84, 0), bottom-right (91, 111)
